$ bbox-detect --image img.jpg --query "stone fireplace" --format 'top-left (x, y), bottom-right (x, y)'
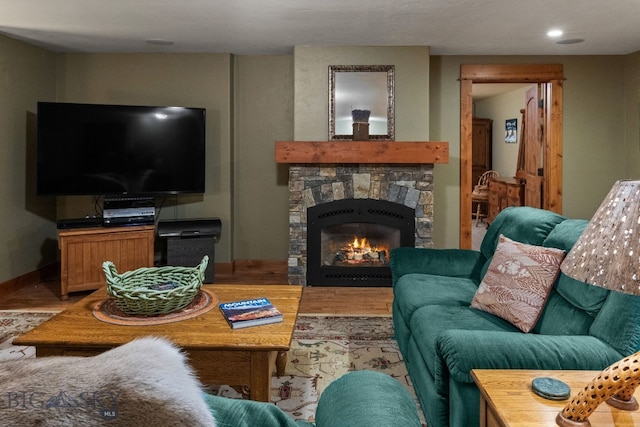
top-left (307, 197), bottom-right (416, 286)
top-left (275, 141), bottom-right (449, 286)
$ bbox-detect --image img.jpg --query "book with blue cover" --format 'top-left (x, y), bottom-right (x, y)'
top-left (219, 297), bottom-right (283, 329)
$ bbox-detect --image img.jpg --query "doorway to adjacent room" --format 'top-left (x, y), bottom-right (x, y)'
top-left (459, 64), bottom-right (564, 249)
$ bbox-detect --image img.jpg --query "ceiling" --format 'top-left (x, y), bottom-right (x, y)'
top-left (1, 0), bottom-right (639, 56)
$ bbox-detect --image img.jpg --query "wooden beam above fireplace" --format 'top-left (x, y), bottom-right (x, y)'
top-left (275, 141), bottom-right (449, 164)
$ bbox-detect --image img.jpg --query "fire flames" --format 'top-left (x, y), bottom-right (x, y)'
top-left (337, 236), bottom-right (389, 265)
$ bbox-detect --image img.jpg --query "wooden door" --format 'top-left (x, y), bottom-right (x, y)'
top-left (523, 85), bottom-right (543, 208)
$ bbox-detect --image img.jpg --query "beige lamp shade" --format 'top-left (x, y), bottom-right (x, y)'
top-left (560, 179), bottom-right (640, 295)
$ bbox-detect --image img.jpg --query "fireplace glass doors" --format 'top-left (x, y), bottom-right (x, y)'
top-left (307, 199), bottom-right (415, 286)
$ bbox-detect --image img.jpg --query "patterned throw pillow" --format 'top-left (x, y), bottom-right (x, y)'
top-left (471, 234), bottom-right (566, 333)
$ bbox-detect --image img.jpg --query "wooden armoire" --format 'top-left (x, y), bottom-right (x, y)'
top-left (472, 118), bottom-right (492, 214)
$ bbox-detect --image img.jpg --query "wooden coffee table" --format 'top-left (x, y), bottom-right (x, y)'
top-left (13, 284), bottom-right (302, 402)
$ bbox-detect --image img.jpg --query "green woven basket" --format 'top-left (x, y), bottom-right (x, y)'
top-left (102, 255), bottom-right (209, 316)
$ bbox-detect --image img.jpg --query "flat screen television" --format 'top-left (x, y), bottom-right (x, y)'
top-left (36, 102), bottom-right (206, 196)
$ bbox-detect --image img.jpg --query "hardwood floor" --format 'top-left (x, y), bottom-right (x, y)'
top-left (0, 263), bottom-right (393, 316)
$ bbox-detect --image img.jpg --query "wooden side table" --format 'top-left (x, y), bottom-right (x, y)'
top-left (472, 369), bottom-right (640, 426)
top-left (58, 225), bottom-right (155, 300)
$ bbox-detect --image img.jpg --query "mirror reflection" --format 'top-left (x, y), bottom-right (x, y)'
top-left (329, 65), bottom-right (394, 140)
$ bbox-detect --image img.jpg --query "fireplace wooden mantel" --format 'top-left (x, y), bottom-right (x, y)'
top-left (275, 141), bottom-right (449, 164)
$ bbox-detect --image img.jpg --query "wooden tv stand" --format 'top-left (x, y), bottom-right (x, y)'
top-left (58, 225), bottom-right (155, 300)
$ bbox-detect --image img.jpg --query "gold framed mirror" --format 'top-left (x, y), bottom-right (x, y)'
top-left (328, 65), bottom-right (395, 140)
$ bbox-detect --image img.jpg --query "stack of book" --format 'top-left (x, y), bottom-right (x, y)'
top-left (219, 297), bottom-right (283, 329)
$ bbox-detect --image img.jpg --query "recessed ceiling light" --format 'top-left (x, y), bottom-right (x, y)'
top-left (547, 29), bottom-right (563, 38)
top-left (557, 38), bottom-right (585, 45)
top-left (146, 39), bottom-right (174, 46)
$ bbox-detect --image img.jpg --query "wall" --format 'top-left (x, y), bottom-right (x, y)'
top-left (624, 51), bottom-right (640, 179)
top-left (2, 37), bottom-right (639, 285)
top-left (0, 35), bottom-right (57, 282)
top-left (53, 51), bottom-right (635, 259)
top-left (233, 55), bottom-right (293, 259)
top-left (53, 47), bottom-right (433, 266)
top-left (293, 46), bottom-right (430, 141)
top-left (430, 55), bottom-right (628, 248)
top-left (475, 85), bottom-right (532, 176)
top-left (54, 53), bottom-right (235, 262)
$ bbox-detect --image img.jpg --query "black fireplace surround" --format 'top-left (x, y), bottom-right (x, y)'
top-left (307, 199), bottom-right (415, 286)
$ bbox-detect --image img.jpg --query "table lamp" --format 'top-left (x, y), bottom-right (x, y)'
top-left (556, 179), bottom-right (640, 426)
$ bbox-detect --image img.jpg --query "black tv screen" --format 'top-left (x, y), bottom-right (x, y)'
top-left (36, 102), bottom-right (206, 196)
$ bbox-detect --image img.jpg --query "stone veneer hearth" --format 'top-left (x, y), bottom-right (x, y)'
top-left (275, 140), bottom-right (449, 286)
top-left (287, 164), bottom-right (434, 285)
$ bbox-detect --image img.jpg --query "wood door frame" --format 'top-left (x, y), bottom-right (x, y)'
top-left (460, 64), bottom-right (564, 249)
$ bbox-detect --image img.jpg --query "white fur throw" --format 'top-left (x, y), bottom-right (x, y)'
top-left (0, 337), bottom-right (216, 426)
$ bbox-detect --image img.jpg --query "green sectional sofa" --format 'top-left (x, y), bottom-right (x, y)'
top-left (391, 206), bottom-right (640, 427)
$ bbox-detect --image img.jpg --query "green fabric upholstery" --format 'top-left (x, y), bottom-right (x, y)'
top-left (448, 380), bottom-right (480, 427)
top-left (409, 305), bottom-right (518, 384)
top-left (404, 337), bottom-right (448, 426)
top-left (391, 206), bottom-right (640, 427)
top-left (394, 274), bottom-right (479, 319)
top-left (543, 219), bottom-right (610, 315)
top-left (531, 218), bottom-right (608, 335)
top-left (203, 371), bottom-right (421, 427)
top-left (390, 247), bottom-right (485, 285)
top-left (437, 331), bottom-right (625, 383)
top-left (314, 371), bottom-right (422, 427)
top-left (590, 290), bottom-right (640, 355)
top-left (204, 393), bottom-right (300, 427)
top-left (541, 218), bottom-right (588, 251)
top-left (531, 289), bottom-right (598, 335)
top-left (479, 206), bottom-right (566, 257)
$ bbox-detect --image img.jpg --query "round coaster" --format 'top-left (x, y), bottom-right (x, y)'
top-left (532, 377), bottom-right (571, 400)
top-left (93, 288), bottom-right (218, 326)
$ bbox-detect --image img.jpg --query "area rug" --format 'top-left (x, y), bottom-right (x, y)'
top-left (0, 311), bottom-right (55, 362)
top-left (0, 312), bottom-right (423, 424)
